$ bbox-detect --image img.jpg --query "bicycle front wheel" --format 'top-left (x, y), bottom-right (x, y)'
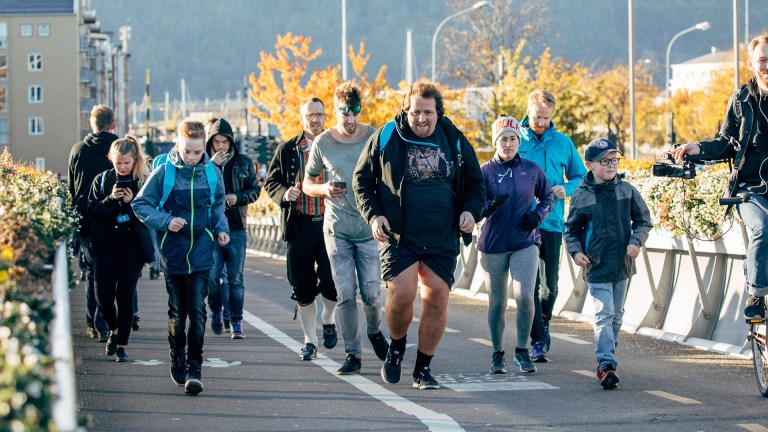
top-left (751, 322), bottom-right (768, 397)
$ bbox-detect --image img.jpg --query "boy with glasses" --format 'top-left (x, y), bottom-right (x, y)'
top-left (563, 138), bottom-right (653, 389)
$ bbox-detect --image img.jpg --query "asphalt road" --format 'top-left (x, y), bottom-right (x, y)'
top-left (71, 252), bottom-right (767, 432)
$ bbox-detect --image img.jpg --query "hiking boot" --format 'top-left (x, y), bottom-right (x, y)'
top-left (596, 364), bottom-right (619, 389)
top-left (86, 327), bottom-right (98, 339)
top-left (412, 366), bottom-right (440, 390)
top-left (210, 312), bottom-right (223, 335)
top-left (115, 347), bottom-right (129, 362)
top-left (105, 333), bottom-right (118, 356)
top-left (514, 349), bottom-right (537, 373)
top-left (368, 331), bottom-right (390, 361)
top-left (745, 295), bottom-right (766, 320)
top-left (336, 354), bottom-right (362, 375)
top-left (531, 340), bottom-right (548, 363)
top-left (322, 324), bottom-right (338, 349)
top-left (224, 319), bottom-right (231, 332)
top-left (169, 349), bottom-right (186, 387)
top-left (184, 359), bottom-right (203, 395)
top-left (381, 348), bottom-right (403, 384)
top-left (543, 323), bottom-right (551, 351)
top-left (132, 316), bottom-right (140, 331)
top-left (490, 350), bottom-right (506, 374)
top-left (299, 343), bottom-right (317, 361)
top-left (230, 321), bottom-right (245, 339)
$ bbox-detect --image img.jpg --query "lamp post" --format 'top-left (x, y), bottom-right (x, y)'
top-left (431, 0), bottom-right (490, 83)
top-left (341, 0), bottom-right (347, 80)
top-left (665, 21), bottom-right (710, 145)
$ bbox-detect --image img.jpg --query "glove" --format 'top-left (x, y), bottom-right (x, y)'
top-left (488, 194), bottom-right (509, 212)
top-left (521, 212), bottom-right (541, 231)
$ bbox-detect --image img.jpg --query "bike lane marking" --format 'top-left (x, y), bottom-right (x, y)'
top-left (469, 338), bottom-right (493, 347)
top-left (739, 424), bottom-right (768, 431)
top-left (242, 310), bottom-right (465, 432)
top-left (645, 390), bottom-right (702, 405)
top-left (550, 333), bottom-right (590, 345)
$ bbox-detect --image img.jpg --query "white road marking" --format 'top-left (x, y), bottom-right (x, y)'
top-left (645, 390), bottom-right (702, 405)
top-left (739, 424), bottom-right (768, 432)
top-left (550, 333), bottom-right (591, 345)
top-left (204, 358), bottom-right (241, 368)
top-left (572, 370), bottom-right (595, 378)
top-left (437, 373), bottom-right (558, 392)
top-left (469, 338), bottom-right (493, 347)
top-left (242, 310), bottom-right (464, 432)
top-left (444, 327), bottom-right (460, 333)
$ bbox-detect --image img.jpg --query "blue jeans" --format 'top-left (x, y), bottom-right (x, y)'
top-left (589, 278), bottom-right (629, 370)
top-left (324, 235), bottom-right (382, 358)
top-left (207, 230), bottom-right (246, 321)
top-left (737, 193), bottom-right (768, 296)
top-left (166, 271), bottom-right (209, 362)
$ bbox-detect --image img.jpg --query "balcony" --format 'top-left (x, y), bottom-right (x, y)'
top-left (80, 97), bottom-right (96, 114)
top-left (80, 68), bottom-right (94, 84)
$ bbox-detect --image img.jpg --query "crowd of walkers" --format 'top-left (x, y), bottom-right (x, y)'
top-left (65, 34), bottom-right (768, 395)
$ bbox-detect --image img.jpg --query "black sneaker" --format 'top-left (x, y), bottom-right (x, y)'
top-left (596, 364), bottom-right (619, 389)
top-left (381, 348), bottom-right (403, 384)
top-left (323, 324), bottom-right (338, 349)
top-left (368, 331), bottom-right (390, 361)
top-left (412, 367), bottom-right (440, 390)
top-left (514, 348), bottom-right (537, 373)
top-left (224, 319), bottom-right (231, 332)
top-left (132, 316), bottom-right (140, 331)
top-left (149, 268), bottom-right (160, 280)
top-left (210, 312), bottom-right (223, 335)
top-left (336, 354), bottom-right (361, 375)
top-left (105, 333), bottom-right (117, 356)
top-left (490, 350), bottom-right (506, 374)
top-left (299, 343), bottom-right (317, 361)
top-left (115, 347), bottom-right (129, 362)
top-left (184, 359), bottom-right (203, 395)
top-left (230, 321), bottom-right (245, 339)
top-left (745, 295), bottom-right (766, 320)
top-left (169, 349), bottom-right (186, 387)
top-left (98, 332), bottom-right (108, 343)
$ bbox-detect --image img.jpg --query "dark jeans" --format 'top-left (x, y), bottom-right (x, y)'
top-left (530, 229), bottom-right (562, 343)
top-left (208, 230), bottom-right (246, 321)
top-left (166, 271), bottom-right (209, 362)
top-left (93, 241), bottom-right (143, 345)
top-left (78, 234), bottom-right (108, 335)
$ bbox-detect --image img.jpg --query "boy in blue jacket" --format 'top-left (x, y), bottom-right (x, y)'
top-left (563, 138), bottom-right (652, 389)
top-left (133, 120), bottom-right (230, 395)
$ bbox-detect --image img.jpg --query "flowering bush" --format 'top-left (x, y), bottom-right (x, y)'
top-left (247, 189), bottom-right (279, 219)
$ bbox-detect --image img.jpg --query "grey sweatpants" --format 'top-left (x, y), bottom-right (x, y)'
top-left (479, 244), bottom-right (539, 351)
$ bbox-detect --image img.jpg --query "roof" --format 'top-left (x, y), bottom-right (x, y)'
top-left (0, 0), bottom-right (74, 15)
top-left (680, 50), bottom-right (732, 65)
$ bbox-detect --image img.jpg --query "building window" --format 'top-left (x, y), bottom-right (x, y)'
top-left (0, 118), bottom-right (7, 144)
top-left (29, 117), bottom-right (43, 135)
top-left (0, 54), bottom-right (6, 79)
top-left (0, 86), bottom-right (6, 111)
top-left (20, 24), bottom-right (32, 37)
top-left (0, 22), bottom-right (7, 48)
top-left (37, 23), bottom-right (50, 37)
top-left (28, 53), bottom-right (42, 71)
top-left (28, 85), bottom-right (42, 103)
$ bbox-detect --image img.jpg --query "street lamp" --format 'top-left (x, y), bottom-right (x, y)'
top-left (665, 21), bottom-right (710, 145)
top-left (431, 0), bottom-right (490, 83)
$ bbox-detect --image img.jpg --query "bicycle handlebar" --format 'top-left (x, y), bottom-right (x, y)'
top-left (719, 196), bottom-right (746, 205)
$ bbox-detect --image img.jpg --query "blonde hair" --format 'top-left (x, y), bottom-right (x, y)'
top-left (527, 89), bottom-right (557, 110)
top-left (748, 33), bottom-right (768, 65)
top-left (108, 135), bottom-right (150, 182)
top-left (177, 119), bottom-right (206, 140)
top-left (90, 105), bottom-right (115, 132)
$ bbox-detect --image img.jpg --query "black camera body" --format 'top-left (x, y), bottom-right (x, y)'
top-left (652, 152), bottom-right (696, 179)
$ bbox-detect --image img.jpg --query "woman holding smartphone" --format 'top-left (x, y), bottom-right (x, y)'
top-left (88, 135), bottom-right (154, 361)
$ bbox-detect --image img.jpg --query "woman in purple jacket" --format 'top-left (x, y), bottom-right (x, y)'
top-left (477, 115), bottom-right (553, 374)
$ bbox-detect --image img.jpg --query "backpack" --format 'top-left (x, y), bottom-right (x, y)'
top-left (155, 153), bottom-right (218, 216)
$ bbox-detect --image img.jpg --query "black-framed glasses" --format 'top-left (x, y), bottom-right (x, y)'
top-left (302, 113), bottom-right (325, 120)
top-left (598, 158), bottom-right (621, 166)
top-left (336, 105), bottom-right (362, 115)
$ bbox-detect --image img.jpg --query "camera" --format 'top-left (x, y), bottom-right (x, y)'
top-left (652, 152), bottom-right (696, 179)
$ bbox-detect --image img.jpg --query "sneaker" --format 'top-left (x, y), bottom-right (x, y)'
top-left (210, 312), bottom-right (223, 335)
top-left (86, 327), bottom-right (98, 339)
top-left (169, 349), bottom-right (186, 387)
top-left (531, 340), bottom-right (548, 363)
top-left (98, 332), bottom-right (108, 343)
top-left (184, 359), bottom-right (204, 395)
top-left (596, 364), bottom-right (619, 389)
top-left (336, 354), bottom-right (361, 375)
top-left (105, 333), bottom-right (117, 356)
top-left (745, 295), bottom-right (766, 320)
top-left (368, 331), bottom-right (390, 361)
top-left (381, 348), bottom-right (403, 384)
top-left (322, 324), bottom-right (338, 349)
top-left (299, 343), bottom-right (317, 361)
top-left (490, 350), bottom-right (506, 374)
top-left (132, 316), bottom-right (140, 331)
top-left (149, 268), bottom-right (160, 280)
top-left (412, 367), bottom-right (440, 390)
top-left (115, 347), bottom-right (129, 362)
top-left (230, 321), bottom-right (245, 339)
top-left (514, 349), bottom-right (537, 373)
top-left (543, 323), bottom-right (551, 351)
top-left (224, 319), bottom-right (231, 332)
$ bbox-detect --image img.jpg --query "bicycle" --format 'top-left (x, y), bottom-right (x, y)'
top-left (719, 191), bottom-right (768, 396)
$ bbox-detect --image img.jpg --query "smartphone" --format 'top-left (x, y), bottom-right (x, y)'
top-left (332, 181), bottom-right (346, 189)
top-left (116, 179), bottom-right (136, 189)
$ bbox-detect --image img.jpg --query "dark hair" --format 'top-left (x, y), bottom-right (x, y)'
top-left (301, 96), bottom-right (324, 109)
top-left (402, 78), bottom-right (444, 117)
top-left (334, 81), bottom-right (362, 108)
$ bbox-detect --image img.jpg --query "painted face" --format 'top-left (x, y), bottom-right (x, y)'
top-left (527, 103), bottom-right (554, 136)
top-left (210, 134), bottom-right (231, 153)
top-left (495, 131), bottom-right (520, 161)
top-left (177, 137), bottom-right (205, 166)
top-left (407, 96), bottom-right (438, 138)
top-left (113, 152), bottom-right (135, 177)
top-left (750, 42), bottom-right (768, 91)
top-left (587, 151), bottom-right (621, 183)
top-left (300, 101), bottom-right (326, 137)
top-left (334, 98), bottom-right (361, 136)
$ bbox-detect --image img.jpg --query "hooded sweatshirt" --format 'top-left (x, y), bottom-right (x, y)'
top-left (68, 131), bottom-right (119, 237)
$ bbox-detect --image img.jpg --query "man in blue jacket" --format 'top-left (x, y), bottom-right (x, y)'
top-left (518, 89), bottom-right (587, 362)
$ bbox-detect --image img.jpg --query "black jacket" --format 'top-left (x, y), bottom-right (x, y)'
top-left (68, 131), bottom-right (118, 237)
top-left (205, 119), bottom-right (261, 231)
top-left (353, 113), bottom-right (485, 247)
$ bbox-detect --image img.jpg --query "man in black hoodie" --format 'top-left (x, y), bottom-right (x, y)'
top-left (205, 118), bottom-right (260, 339)
top-left (68, 104), bottom-right (117, 342)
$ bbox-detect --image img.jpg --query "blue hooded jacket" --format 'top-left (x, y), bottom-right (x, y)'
top-left (518, 117), bottom-right (587, 233)
top-left (132, 147), bottom-right (229, 275)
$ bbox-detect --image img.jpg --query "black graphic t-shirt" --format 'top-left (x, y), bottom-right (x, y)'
top-left (740, 94), bottom-right (768, 188)
top-left (401, 126), bottom-right (458, 248)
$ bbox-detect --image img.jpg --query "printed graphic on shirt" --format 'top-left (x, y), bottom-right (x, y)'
top-left (405, 143), bottom-right (453, 183)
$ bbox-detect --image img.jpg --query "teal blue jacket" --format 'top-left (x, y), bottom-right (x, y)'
top-left (518, 117), bottom-right (587, 233)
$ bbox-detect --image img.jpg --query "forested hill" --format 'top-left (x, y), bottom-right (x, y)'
top-left (91, 0), bottom-right (766, 102)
